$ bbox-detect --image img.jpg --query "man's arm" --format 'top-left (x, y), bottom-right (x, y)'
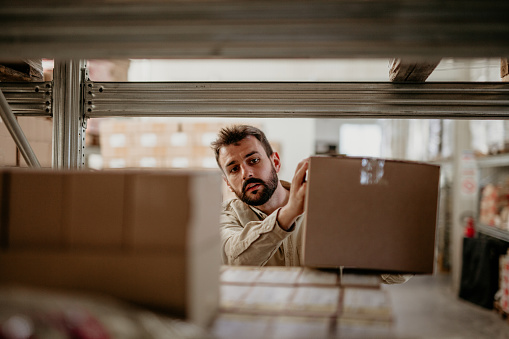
top-left (277, 159), bottom-right (309, 230)
top-left (221, 200), bottom-right (293, 266)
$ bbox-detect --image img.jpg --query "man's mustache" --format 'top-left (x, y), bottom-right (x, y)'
top-left (242, 178), bottom-right (265, 192)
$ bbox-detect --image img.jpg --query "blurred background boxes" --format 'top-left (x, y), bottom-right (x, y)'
top-left (0, 168), bottom-right (222, 327)
top-left (98, 119), bottom-right (249, 170)
top-left (18, 117), bottom-right (53, 168)
top-left (0, 117), bottom-right (52, 168)
top-left (0, 117), bottom-right (17, 167)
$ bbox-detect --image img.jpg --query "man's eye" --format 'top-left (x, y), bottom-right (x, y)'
top-left (230, 166), bottom-right (239, 173)
top-left (250, 158), bottom-right (260, 164)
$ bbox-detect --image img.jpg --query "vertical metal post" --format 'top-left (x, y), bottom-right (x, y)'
top-left (52, 60), bottom-right (87, 169)
top-left (0, 89), bottom-right (41, 168)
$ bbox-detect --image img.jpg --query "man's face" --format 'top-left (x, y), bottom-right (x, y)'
top-left (218, 135), bottom-right (280, 206)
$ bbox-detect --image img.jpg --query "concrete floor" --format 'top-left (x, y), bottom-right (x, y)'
top-left (383, 273), bottom-right (509, 339)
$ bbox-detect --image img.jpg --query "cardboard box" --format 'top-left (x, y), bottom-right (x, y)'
top-left (17, 117), bottom-right (53, 168)
top-left (0, 244), bottom-right (220, 327)
top-left (0, 136), bottom-right (17, 167)
top-left (131, 156), bottom-right (167, 168)
top-left (66, 172), bottom-right (125, 249)
top-left (18, 140), bottom-right (53, 168)
top-left (9, 171), bottom-right (65, 248)
top-left (102, 157), bottom-right (129, 169)
top-left (0, 168), bottom-right (222, 327)
top-left (303, 156), bottom-right (440, 274)
top-left (0, 118), bottom-right (18, 167)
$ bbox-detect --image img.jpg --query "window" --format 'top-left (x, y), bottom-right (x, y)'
top-left (339, 123), bottom-right (382, 157)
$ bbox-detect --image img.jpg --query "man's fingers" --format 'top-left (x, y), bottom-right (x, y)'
top-left (294, 159), bottom-right (309, 185)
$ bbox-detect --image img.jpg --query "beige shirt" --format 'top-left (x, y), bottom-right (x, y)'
top-left (220, 181), bottom-right (303, 266)
top-left (220, 181), bottom-right (412, 284)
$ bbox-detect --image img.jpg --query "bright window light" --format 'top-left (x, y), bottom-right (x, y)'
top-left (339, 124), bottom-right (382, 157)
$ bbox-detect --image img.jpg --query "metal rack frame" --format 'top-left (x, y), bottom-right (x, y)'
top-left (1, 0), bottom-right (508, 169)
top-left (2, 75), bottom-right (509, 168)
top-left (1, 0), bottom-right (508, 59)
top-left (0, 0), bottom-right (508, 300)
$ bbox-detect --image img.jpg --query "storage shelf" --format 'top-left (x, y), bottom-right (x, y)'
top-left (477, 223), bottom-right (509, 243)
top-left (475, 154), bottom-right (509, 168)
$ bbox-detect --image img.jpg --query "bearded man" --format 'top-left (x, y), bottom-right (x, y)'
top-left (211, 124), bottom-right (307, 266)
top-left (211, 125), bottom-right (411, 284)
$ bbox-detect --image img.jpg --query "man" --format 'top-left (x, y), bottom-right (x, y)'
top-left (212, 125), bottom-right (411, 284)
top-left (212, 124), bottom-right (307, 266)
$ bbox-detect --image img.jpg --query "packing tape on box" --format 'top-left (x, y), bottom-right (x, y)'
top-left (360, 158), bottom-right (386, 185)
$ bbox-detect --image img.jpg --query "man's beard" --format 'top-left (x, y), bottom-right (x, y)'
top-left (234, 167), bottom-right (278, 206)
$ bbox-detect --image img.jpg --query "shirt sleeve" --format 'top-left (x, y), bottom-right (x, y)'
top-left (380, 274), bottom-right (414, 284)
top-left (220, 200), bottom-right (294, 266)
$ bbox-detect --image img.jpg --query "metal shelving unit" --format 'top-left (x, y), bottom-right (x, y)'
top-left (0, 0), bottom-right (508, 169)
top-left (476, 154), bottom-right (509, 243)
top-left (0, 0), bottom-right (508, 314)
top-left (476, 153), bottom-right (509, 169)
top-left (477, 223), bottom-right (509, 242)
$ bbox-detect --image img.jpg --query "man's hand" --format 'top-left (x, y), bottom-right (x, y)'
top-left (278, 158), bottom-right (309, 230)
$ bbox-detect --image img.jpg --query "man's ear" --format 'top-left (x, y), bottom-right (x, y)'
top-left (271, 152), bottom-right (282, 173)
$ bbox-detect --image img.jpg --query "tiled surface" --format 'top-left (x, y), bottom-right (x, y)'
top-left (212, 266), bottom-right (392, 339)
top-left (213, 267), bottom-right (509, 339)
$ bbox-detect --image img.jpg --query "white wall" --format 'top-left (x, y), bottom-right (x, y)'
top-left (128, 59), bottom-right (392, 82)
top-left (262, 119), bottom-right (315, 182)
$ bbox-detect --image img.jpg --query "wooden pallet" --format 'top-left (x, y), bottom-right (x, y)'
top-left (0, 60), bottom-right (43, 82)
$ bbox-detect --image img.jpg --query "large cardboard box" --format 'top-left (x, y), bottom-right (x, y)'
top-left (303, 156), bottom-right (440, 274)
top-left (0, 168), bottom-right (222, 327)
top-left (9, 171), bottom-right (65, 248)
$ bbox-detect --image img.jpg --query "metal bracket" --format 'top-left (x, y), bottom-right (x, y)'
top-left (52, 59), bottom-right (87, 169)
top-left (79, 65), bottom-right (90, 168)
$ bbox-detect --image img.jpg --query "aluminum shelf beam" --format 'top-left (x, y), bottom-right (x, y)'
top-left (52, 60), bottom-right (87, 169)
top-left (0, 82), bottom-right (52, 117)
top-left (1, 0), bottom-right (509, 59)
top-left (85, 82), bottom-right (509, 119)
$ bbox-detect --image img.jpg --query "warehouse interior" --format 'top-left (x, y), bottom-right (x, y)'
top-left (1, 1), bottom-right (509, 338)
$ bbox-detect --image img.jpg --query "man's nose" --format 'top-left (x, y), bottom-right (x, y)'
top-left (241, 164), bottom-right (253, 179)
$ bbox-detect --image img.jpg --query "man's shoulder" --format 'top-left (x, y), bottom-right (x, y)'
top-left (222, 197), bottom-right (247, 211)
top-left (221, 198), bottom-right (264, 223)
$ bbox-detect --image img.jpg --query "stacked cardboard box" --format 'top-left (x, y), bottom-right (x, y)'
top-left (0, 168), bottom-right (222, 328)
top-left (99, 119), bottom-right (224, 169)
top-left (213, 266), bottom-right (394, 338)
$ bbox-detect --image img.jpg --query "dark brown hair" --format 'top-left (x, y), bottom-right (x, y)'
top-left (211, 125), bottom-right (274, 168)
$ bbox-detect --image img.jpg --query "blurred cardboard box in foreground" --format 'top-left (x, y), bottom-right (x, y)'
top-left (303, 156), bottom-right (440, 274)
top-left (0, 168), bottom-right (222, 328)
